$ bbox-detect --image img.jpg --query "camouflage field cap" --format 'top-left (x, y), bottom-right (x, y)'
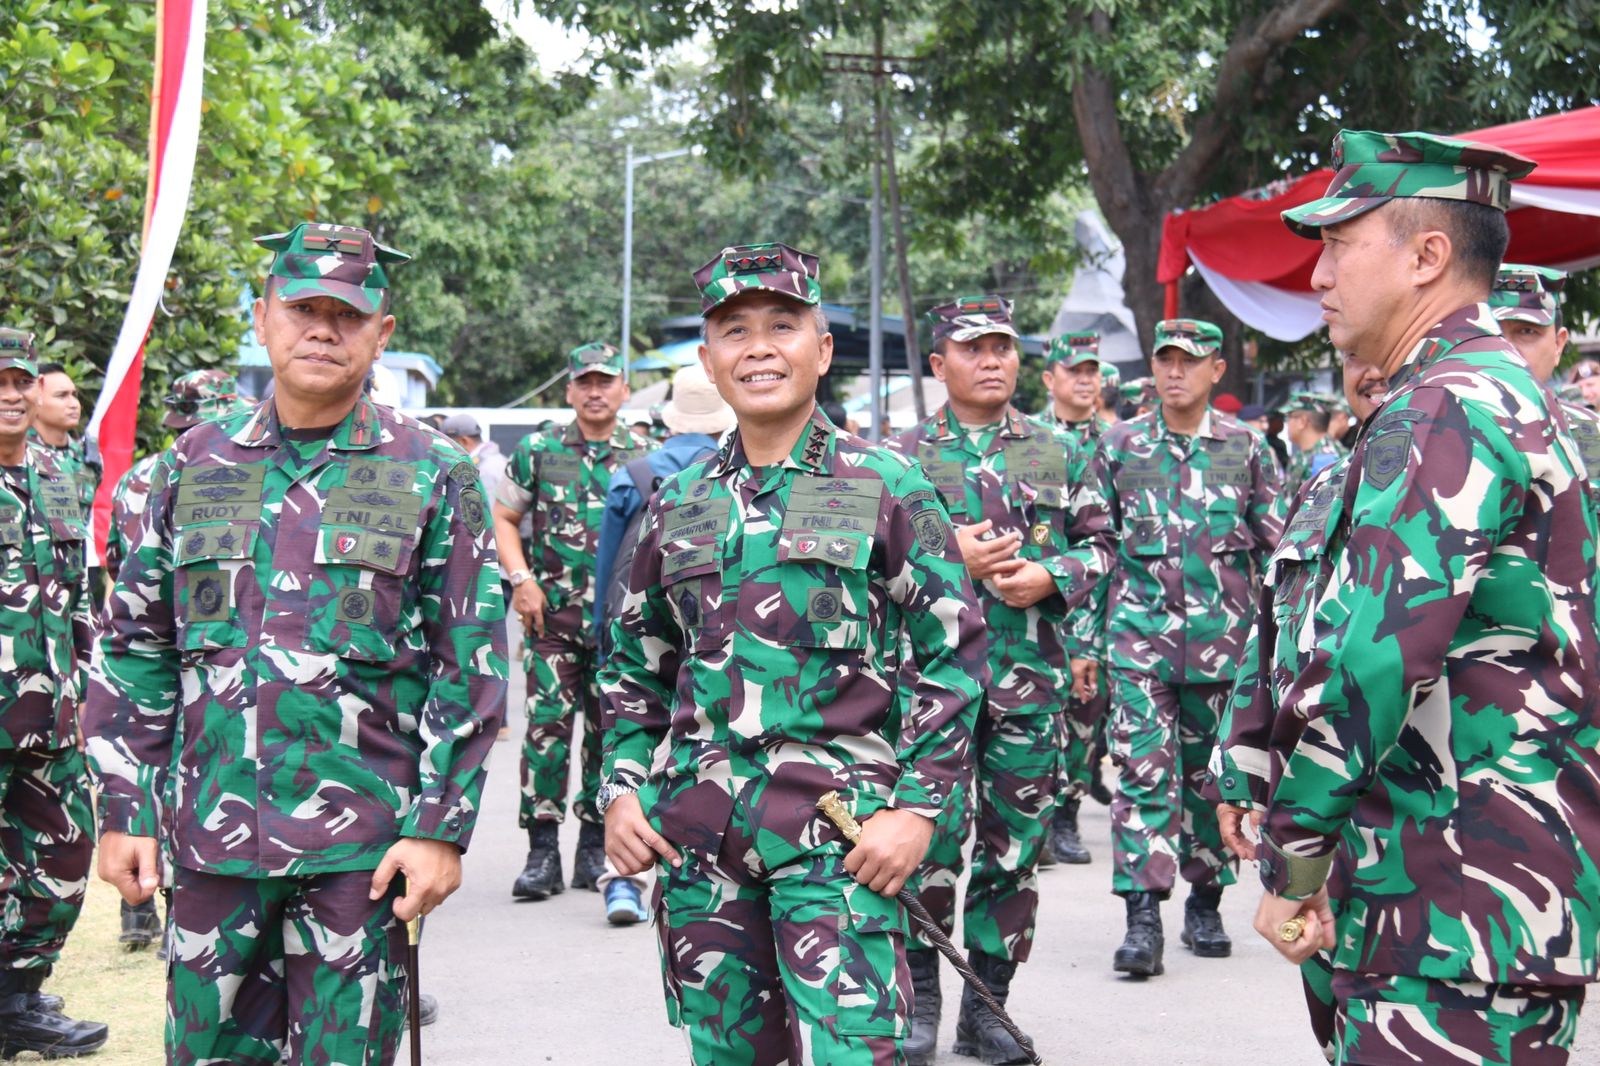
top-left (1100, 361), bottom-right (1122, 387)
top-left (926, 294), bottom-right (1019, 346)
top-left (1283, 129), bottom-right (1537, 239)
top-left (693, 242), bottom-right (822, 316)
top-left (0, 329), bottom-right (38, 378)
top-left (164, 369), bottom-right (242, 430)
top-left (1153, 318), bottom-right (1223, 358)
top-left (568, 342), bottom-right (624, 378)
top-left (256, 222), bottom-right (411, 314)
top-left (1283, 390), bottom-right (1337, 416)
top-left (1490, 263), bottom-right (1567, 326)
top-left (1047, 330), bottom-right (1101, 368)
top-left (1119, 376), bottom-right (1158, 406)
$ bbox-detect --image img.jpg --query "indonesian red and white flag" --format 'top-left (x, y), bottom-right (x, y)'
top-left (86, 0), bottom-right (207, 560)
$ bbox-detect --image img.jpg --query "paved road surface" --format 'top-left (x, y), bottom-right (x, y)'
top-left (406, 656), bottom-right (1600, 1064)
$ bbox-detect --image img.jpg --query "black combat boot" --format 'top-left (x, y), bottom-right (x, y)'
top-left (1180, 884), bottom-right (1232, 958)
top-left (1035, 825), bottom-right (1057, 869)
top-left (1049, 798), bottom-right (1091, 864)
top-left (570, 821), bottom-right (607, 891)
top-left (119, 897), bottom-right (161, 951)
top-left (904, 948), bottom-right (941, 1066)
top-left (952, 951), bottom-right (1033, 1064)
top-left (1112, 892), bottom-right (1164, 977)
top-left (0, 967), bottom-right (108, 1059)
top-left (401, 993), bottom-right (439, 1029)
top-left (511, 822), bottom-right (564, 900)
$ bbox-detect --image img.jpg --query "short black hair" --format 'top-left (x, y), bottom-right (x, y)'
top-left (1101, 384), bottom-right (1120, 409)
top-left (931, 337), bottom-right (950, 358)
top-left (1384, 199), bottom-right (1508, 294)
top-left (1301, 409), bottom-right (1331, 433)
top-left (35, 361), bottom-right (67, 378)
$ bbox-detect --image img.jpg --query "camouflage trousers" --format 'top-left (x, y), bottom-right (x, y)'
top-left (655, 838), bottom-right (908, 1066)
top-left (0, 747), bottom-right (92, 970)
top-left (166, 866), bottom-right (408, 1066)
top-left (1056, 686), bottom-right (1108, 799)
top-left (911, 712), bottom-right (1058, 962)
top-left (520, 628), bottom-right (602, 827)
top-left (1107, 672), bottom-right (1236, 896)
top-left (1302, 952), bottom-right (1337, 1063)
top-left (1330, 970), bottom-right (1585, 1065)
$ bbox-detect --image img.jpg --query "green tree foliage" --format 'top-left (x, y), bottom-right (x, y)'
top-left (1, 0), bottom-right (399, 450)
top-left (529, 0), bottom-right (1600, 373)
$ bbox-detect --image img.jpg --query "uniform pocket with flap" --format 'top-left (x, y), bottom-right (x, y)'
top-left (174, 524), bottom-right (257, 652)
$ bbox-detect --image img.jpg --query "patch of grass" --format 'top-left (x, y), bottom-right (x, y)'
top-left (28, 873), bottom-right (165, 1064)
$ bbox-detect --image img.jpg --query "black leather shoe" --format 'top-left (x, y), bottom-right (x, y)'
top-left (1050, 799), bottom-right (1091, 864)
top-left (570, 821), bottom-right (607, 891)
top-left (1113, 892), bottom-right (1164, 977)
top-left (511, 822), bottom-right (564, 900)
top-left (952, 951), bottom-right (1034, 1064)
top-left (119, 897), bottom-right (161, 951)
top-left (0, 970), bottom-right (108, 1060)
top-left (904, 948), bottom-right (940, 1065)
top-left (1180, 885), bottom-right (1232, 958)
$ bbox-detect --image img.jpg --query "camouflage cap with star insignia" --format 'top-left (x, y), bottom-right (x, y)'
top-left (1283, 129), bottom-right (1537, 239)
top-left (567, 342), bottom-right (624, 378)
top-left (926, 294), bottom-right (1019, 346)
top-left (1153, 318), bottom-right (1223, 359)
top-left (0, 329), bottom-right (39, 378)
top-left (1490, 263), bottom-right (1567, 326)
top-left (256, 222), bottom-right (411, 313)
top-left (1046, 330), bottom-right (1100, 368)
top-left (693, 242), bottom-right (822, 316)
top-left (164, 369), bottom-right (246, 430)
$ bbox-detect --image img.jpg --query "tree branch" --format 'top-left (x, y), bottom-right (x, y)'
top-left (1069, 9), bottom-right (1150, 227)
top-left (1157, 0), bottom-right (1348, 206)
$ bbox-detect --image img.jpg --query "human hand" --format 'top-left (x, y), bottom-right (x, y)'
top-left (1069, 659), bottom-right (1099, 701)
top-left (1253, 887), bottom-right (1335, 965)
top-left (98, 831), bottom-right (160, 905)
top-left (992, 561), bottom-right (1057, 609)
top-left (605, 793), bottom-right (680, 876)
top-left (843, 808), bottom-right (935, 897)
top-left (512, 581), bottom-right (547, 639)
top-left (955, 520), bottom-right (1023, 581)
top-left (1216, 803), bottom-right (1263, 861)
top-left (369, 838), bottom-right (464, 923)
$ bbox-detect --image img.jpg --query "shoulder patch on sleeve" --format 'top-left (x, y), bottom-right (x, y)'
top-left (448, 459), bottom-right (478, 488)
top-left (910, 508), bottom-right (950, 554)
top-left (1362, 426), bottom-right (1412, 491)
top-left (458, 486), bottom-right (487, 535)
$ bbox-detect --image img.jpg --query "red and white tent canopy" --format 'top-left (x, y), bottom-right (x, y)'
top-left (1157, 106), bottom-right (1600, 341)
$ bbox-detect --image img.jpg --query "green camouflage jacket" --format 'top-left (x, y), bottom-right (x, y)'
top-left (1212, 457), bottom-right (1348, 808)
top-left (600, 409), bottom-right (988, 869)
top-left (1038, 410), bottom-right (1111, 451)
top-left (85, 397), bottom-right (509, 878)
top-left (105, 452), bottom-right (161, 587)
top-left (886, 405), bottom-right (1112, 710)
top-left (0, 447), bottom-right (92, 750)
top-left (1260, 304), bottom-right (1600, 986)
top-left (497, 420), bottom-right (647, 642)
top-left (1089, 410), bottom-right (1284, 681)
top-left (28, 432), bottom-right (99, 522)
top-left (1282, 435), bottom-right (1344, 501)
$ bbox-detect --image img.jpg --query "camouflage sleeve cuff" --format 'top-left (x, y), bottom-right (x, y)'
top-left (98, 795), bottom-right (159, 839)
top-left (1038, 555), bottom-right (1076, 599)
top-left (891, 771), bottom-right (954, 821)
top-left (401, 801), bottom-right (472, 849)
top-left (1213, 747), bottom-right (1270, 808)
top-left (1258, 832), bottom-right (1335, 900)
top-left (495, 479), bottom-right (532, 514)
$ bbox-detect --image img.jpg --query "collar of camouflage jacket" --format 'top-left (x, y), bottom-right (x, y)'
top-left (709, 405), bottom-right (836, 477)
top-left (233, 396), bottom-right (384, 451)
top-left (559, 418), bottom-right (637, 454)
top-left (927, 403), bottom-right (1033, 444)
top-left (1153, 406), bottom-right (1223, 443)
top-left (1388, 302), bottom-right (1503, 395)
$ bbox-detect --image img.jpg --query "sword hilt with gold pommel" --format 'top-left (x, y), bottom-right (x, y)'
top-left (816, 791), bottom-right (864, 845)
top-left (1278, 916), bottom-right (1308, 943)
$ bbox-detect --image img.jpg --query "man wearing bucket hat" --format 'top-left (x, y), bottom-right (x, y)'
top-left (0, 328), bottom-right (107, 1058)
top-left (493, 343), bottom-right (648, 901)
top-left (1254, 130), bottom-right (1600, 1063)
top-left (586, 362), bottom-right (733, 927)
top-left (885, 296), bottom-right (1111, 1063)
top-left (1087, 317), bottom-right (1283, 978)
top-left (104, 368), bottom-right (251, 954)
top-left (86, 222), bottom-right (507, 1065)
top-left (599, 242), bottom-right (986, 1066)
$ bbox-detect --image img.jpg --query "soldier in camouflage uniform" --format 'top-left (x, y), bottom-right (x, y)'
top-left (1209, 350), bottom-right (1390, 1062)
top-left (1253, 130), bottom-right (1600, 1065)
top-left (599, 242), bottom-right (987, 1066)
top-left (886, 299), bottom-right (1109, 1063)
top-left (104, 369), bottom-right (246, 952)
top-left (85, 223), bottom-right (507, 1066)
top-left (493, 343), bottom-right (647, 899)
top-left (0, 329), bottom-right (107, 1058)
top-left (1489, 263), bottom-right (1600, 492)
top-left (1087, 317), bottom-right (1283, 977)
top-left (1037, 329), bottom-right (1112, 865)
top-left (28, 363), bottom-right (99, 531)
top-left (1280, 391), bottom-right (1345, 500)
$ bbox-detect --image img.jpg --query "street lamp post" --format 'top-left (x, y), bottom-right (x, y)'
top-left (621, 144), bottom-right (696, 384)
